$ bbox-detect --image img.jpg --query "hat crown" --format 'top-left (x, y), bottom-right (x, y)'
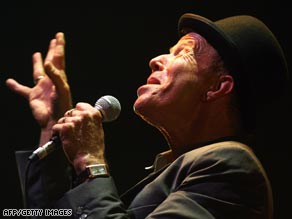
top-left (178, 13), bottom-right (289, 102)
top-left (178, 13), bottom-right (289, 131)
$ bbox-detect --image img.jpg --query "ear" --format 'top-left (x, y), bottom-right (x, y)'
top-left (206, 74), bottom-right (234, 101)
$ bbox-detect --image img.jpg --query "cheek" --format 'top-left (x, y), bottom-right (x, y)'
top-left (166, 73), bottom-right (197, 95)
top-left (167, 76), bottom-right (205, 108)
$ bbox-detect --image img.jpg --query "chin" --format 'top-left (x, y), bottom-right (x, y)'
top-left (134, 95), bottom-right (155, 120)
top-left (133, 96), bottom-right (146, 115)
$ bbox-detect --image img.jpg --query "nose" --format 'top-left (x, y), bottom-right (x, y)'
top-left (149, 55), bottom-right (167, 72)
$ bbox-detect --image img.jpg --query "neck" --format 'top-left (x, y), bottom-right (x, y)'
top-left (158, 102), bottom-right (242, 159)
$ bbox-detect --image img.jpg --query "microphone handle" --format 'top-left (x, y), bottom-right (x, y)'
top-left (28, 135), bottom-right (61, 161)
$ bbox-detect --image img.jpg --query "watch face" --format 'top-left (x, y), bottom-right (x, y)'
top-left (73, 164), bottom-right (109, 187)
top-left (87, 164), bottom-right (109, 178)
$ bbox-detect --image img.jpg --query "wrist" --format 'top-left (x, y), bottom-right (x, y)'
top-left (73, 154), bottom-right (106, 175)
top-left (39, 120), bottom-right (57, 146)
top-left (39, 129), bottom-right (53, 146)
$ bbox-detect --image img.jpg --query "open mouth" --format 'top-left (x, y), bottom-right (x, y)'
top-left (147, 76), bottom-right (161, 85)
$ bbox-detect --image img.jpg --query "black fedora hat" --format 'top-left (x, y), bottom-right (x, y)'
top-left (178, 13), bottom-right (289, 131)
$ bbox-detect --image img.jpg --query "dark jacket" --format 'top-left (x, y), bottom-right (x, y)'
top-left (15, 141), bottom-right (273, 219)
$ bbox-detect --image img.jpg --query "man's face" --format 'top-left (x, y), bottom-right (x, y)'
top-left (134, 32), bottom-right (214, 126)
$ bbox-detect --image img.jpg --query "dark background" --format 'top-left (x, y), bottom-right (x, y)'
top-left (0, 2), bottom-right (291, 219)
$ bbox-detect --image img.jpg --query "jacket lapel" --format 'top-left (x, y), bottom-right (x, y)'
top-left (121, 164), bottom-right (169, 207)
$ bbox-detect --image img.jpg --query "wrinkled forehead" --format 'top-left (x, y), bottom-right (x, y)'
top-left (169, 32), bottom-right (197, 53)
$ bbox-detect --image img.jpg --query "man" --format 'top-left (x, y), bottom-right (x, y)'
top-left (7, 13), bottom-right (288, 219)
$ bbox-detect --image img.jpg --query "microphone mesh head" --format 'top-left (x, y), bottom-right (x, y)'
top-left (94, 95), bottom-right (121, 122)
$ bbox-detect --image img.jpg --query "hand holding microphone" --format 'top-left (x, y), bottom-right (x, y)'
top-left (29, 95), bottom-right (121, 161)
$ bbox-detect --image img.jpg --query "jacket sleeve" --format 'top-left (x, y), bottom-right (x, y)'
top-left (55, 177), bottom-right (130, 219)
top-left (15, 149), bottom-right (72, 209)
top-left (15, 150), bottom-right (131, 219)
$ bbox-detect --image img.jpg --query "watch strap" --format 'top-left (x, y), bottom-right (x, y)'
top-left (73, 164), bottom-right (109, 187)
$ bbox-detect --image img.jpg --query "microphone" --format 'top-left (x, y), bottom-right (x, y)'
top-left (28, 95), bottom-right (121, 161)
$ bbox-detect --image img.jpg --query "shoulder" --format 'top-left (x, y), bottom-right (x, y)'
top-left (185, 140), bottom-right (256, 160)
top-left (180, 141), bottom-right (266, 174)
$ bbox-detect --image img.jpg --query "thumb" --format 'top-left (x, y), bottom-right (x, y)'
top-left (5, 78), bottom-right (30, 99)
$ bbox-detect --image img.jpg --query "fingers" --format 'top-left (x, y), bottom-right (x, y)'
top-left (44, 37), bottom-right (56, 62)
top-left (75, 102), bottom-right (100, 112)
top-left (54, 109), bottom-right (81, 138)
top-left (59, 104), bottom-right (102, 124)
top-left (33, 52), bottom-right (46, 81)
top-left (44, 62), bottom-right (64, 86)
top-left (31, 32), bottom-right (66, 88)
top-left (65, 108), bottom-right (75, 117)
top-left (33, 75), bottom-right (45, 85)
top-left (54, 32), bottom-right (66, 69)
top-left (43, 32), bottom-right (69, 98)
top-left (57, 114), bottom-right (79, 125)
top-left (44, 32), bottom-right (65, 70)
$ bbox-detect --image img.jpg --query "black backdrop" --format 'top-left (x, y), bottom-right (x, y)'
top-left (0, 2), bottom-right (291, 219)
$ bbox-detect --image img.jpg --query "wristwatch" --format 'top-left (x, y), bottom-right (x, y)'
top-left (73, 164), bottom-right (109, 186)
